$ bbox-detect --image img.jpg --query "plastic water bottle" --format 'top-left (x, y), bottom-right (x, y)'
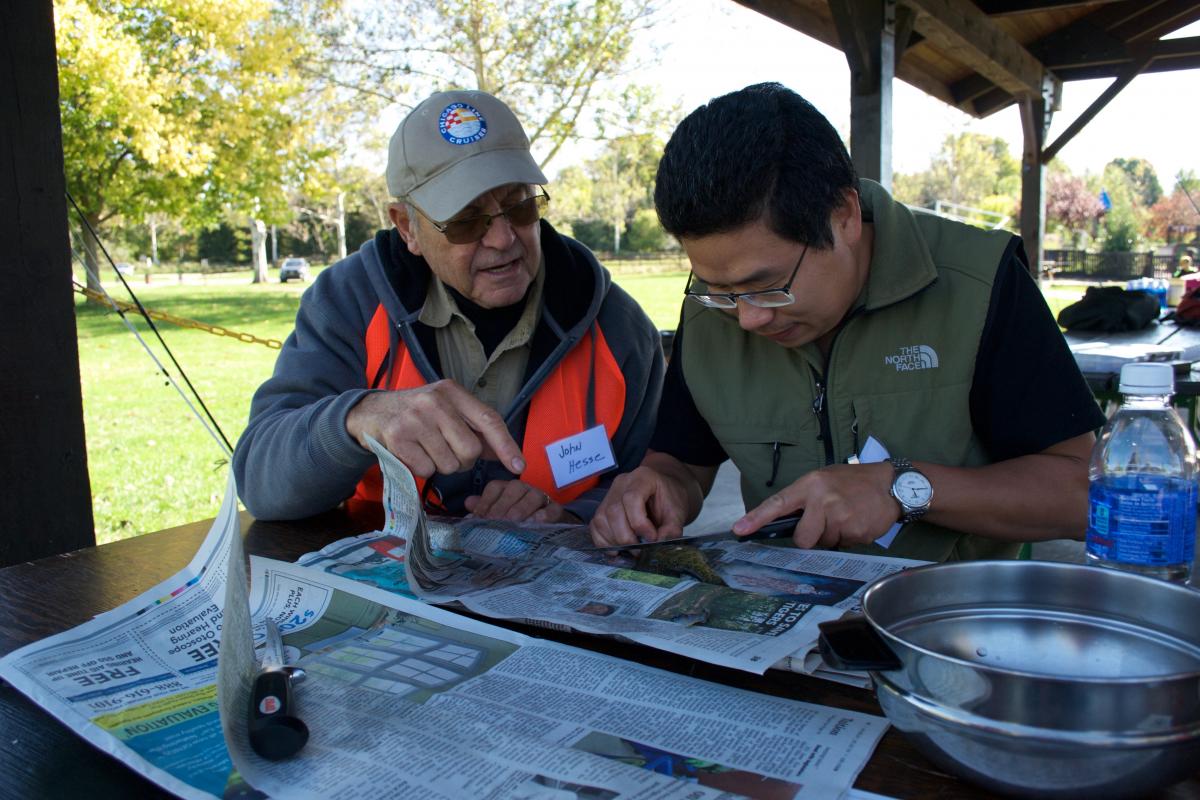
top-left (1156, 278), bottom-right (1170, 308)
top-left (1086, 363), bottom-right (1198, 582)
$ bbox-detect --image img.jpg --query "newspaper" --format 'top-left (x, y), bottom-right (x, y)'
top-left (0, 475), bottom-right (242, 798)
top-left (297, 438), bottom-right (926, 680)
top-left (222, 556), bottom-right (889, 799)
top-left (0, 472), bottom-right (889, 799)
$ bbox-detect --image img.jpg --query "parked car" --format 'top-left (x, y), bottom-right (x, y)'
top-left (279, 257), bottom-right (310, 282)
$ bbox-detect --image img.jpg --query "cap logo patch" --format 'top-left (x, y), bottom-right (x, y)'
top-left (438, 103), bottom-right (487, 145)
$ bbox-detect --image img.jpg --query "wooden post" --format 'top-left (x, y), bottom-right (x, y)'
top-left (0, 0), bottom-right (95, 564)
top-left (830, 0), bottom-right (899, 191)
top-left (1019, 78), bottom-right (1054, 276)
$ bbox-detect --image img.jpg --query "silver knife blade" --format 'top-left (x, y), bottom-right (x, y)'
top-left (262, 618), bottom-right (286, 671)
top-left (578, 515), bottom-right (801, 552)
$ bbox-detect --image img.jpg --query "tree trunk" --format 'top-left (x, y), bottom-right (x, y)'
top-left (148, 216), bottom-right (159, 266)
top-left (83, 212), bottom-right (103, 295)
top-left (251, 218), bottom-right (269, 283)
top-left (336, 191), bottom-right (347, 260)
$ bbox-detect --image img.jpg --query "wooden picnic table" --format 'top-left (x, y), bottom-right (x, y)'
top-left (1, 511), bottom-right (1198, 798)
top-left (1066, 318), bottom-right (1200, 429)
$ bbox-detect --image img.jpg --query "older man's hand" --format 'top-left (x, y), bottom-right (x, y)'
top-left (465, 479), bottom-right (578, 524)
top-left (588, 465), bottom-right (693, 550)
top-left (345, 380), bottom-right (525, 478)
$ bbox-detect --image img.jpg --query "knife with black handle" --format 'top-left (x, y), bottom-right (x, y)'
top-left (579, 515), bottom-right (802, 552)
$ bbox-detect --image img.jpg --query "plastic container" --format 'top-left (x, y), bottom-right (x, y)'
top-left (1086, 363), bottom-right (1199, 582)
top-left (1126, 278), bottom-right (1169, 310)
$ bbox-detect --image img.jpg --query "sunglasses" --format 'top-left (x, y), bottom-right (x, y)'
top-left (414, 191), bottom-right (550, 245)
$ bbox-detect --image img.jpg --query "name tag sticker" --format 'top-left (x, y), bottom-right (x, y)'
top-left (544, 424), bottom-right (617, 489)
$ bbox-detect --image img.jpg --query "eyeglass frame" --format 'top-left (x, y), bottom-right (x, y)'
top-left (409, 190), bottom-right (550, 245)
top-left (684, 244), bottom-right (809, 309)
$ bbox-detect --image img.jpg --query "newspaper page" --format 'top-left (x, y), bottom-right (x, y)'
top-left (220, 555), bottom-right (889, 800)
top-left (3, 471), bottom-right (888, 799)
top-left (727, 545), bottom-right (926, 689)
top-left (296, 438), bottom-right (926, 676)
top-left (0, 474), bottom-right (243, 799)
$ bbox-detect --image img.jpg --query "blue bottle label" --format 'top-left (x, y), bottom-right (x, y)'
top-left (1087, 476), bottom-right (1197, 566)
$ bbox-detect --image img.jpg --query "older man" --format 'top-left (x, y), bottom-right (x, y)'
top-left (235, 90), bottom-right (663, 526)
top-left (590, 83), bottom-right (1104, 561)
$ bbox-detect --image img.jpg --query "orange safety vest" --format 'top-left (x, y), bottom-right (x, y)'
top-left (346, 304), bottom-right (626, 522)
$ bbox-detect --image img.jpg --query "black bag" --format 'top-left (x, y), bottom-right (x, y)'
top-left (1056, 286), bottom-right (1160, 332)
top-left (1175, 288), bottom-right (1200, 327)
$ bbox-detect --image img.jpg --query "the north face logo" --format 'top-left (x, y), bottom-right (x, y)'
top-left (884, 345), bottom-right (939, 371)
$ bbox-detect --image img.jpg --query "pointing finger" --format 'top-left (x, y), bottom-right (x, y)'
top-left (446, 385), bottom-right (525, 473)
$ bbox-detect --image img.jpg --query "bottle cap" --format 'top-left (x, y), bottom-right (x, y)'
top-left (1119, 362), bottom-right (1175, 395)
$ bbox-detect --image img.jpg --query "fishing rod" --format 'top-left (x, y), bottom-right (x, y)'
top-left (72, 262), bottom-right (232, 458)
top-left (67, 190), bottom-right (234, 455)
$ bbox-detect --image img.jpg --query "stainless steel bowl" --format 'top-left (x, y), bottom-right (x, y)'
top-left (874, 670), bottom-right (1200, 798)
top-left (822, 560), bottom-right (1200, 798)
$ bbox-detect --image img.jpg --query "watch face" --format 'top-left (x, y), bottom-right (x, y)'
top-left (895, 471), bottom-right (932, 507)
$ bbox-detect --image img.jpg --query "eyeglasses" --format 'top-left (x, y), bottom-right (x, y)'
top-left (413, 191), bottom-right (550, 245)
top-left (684, 245), bottom-right (808, 309)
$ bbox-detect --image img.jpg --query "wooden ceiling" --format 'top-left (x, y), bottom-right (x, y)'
top-left (733, 0), bottom-right (1200, 117)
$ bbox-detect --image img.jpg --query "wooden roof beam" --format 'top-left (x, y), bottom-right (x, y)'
top-left (731, 0), bottom-right (952, 107)
top-left (1029, 0), bottom-right (1200, 61)
top-left (972, 0), bottom-right (1126, 14)
top-left (1041, 55), bottom-right (1150, 163)
top-left (1053, 34), bottom-right (1200, 67)
top-left (1052, 52), bottom-right (1200, 80)
top-left (956, 4), bottom-right (1200, 116)
top-left (969, 40), bottom-right (1200, 117)
top-left (898, 0), bottom-right (1053, 98)
top-left (732, 0), bottom-right (841, 51)
top-left (1106, 0), bottom-right (1200, 44)
top-left (1033, 33), bottom-right (1200, 70)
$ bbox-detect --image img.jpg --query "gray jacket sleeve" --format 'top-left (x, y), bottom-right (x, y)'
top-left (232, 267), bottom-right (378, 520)
top-left (563, 283), bottom-right (665, 522)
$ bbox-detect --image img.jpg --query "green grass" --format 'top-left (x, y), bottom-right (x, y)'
top-left (610, 270), bottom-right (690, 329)
top-left (1042, 283), bottom-right (1088, 321)
top-left (77, 271), bottom-right (310, 543)
top-left (76, 264), bottom-right (1079, 544)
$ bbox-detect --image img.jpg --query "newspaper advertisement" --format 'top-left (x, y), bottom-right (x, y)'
top-left (0, 471), bottom-right (889, 799)
top-left (0, 474), bottom-right (243, 798)
top-left (297, 438), bottom-right (926, 677)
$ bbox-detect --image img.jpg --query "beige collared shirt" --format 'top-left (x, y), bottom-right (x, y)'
top-left (418, 264), bottom-right (545, 413)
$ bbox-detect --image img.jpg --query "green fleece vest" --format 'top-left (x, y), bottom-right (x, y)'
top-left (681, 181), bottom-right (1020, 562)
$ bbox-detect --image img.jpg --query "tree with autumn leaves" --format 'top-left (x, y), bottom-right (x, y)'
top-left (1147, 172), bottom-right (1200, 251)
top-left (56, 0), bottom-right (667, 274)
top-left (56, 0), bottom-right (333, 287)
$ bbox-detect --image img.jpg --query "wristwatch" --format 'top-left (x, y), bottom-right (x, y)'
top-left (889, 458), bottom-right (933, 523)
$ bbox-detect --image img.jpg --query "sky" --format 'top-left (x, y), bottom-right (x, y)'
top-left (549, 0), bottom-right (1199, 191)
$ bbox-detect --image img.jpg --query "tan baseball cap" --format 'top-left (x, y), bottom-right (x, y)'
top-left (387, 90), bottom-right (547, 223)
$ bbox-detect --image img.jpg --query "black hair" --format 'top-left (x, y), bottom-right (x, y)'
top-left (654, 82), bottom-right (857, 247)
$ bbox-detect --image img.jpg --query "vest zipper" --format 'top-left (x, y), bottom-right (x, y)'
top-left (471, 461), bottom-right (486, 496)
top-left (850, 404), bottom-right (860, 458)
top-left (766, 441), bottom-right (782, 487)
top-left (815, 305), bottom-right (867, 467)
top-left (811, 372), bottom-right (835, 466)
